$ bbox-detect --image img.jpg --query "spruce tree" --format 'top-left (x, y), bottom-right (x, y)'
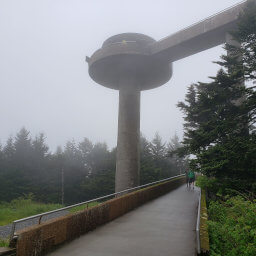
top-left (178, 1), bottom-right (256, 192)
top-left (149, 132), bottom-right (166, 160)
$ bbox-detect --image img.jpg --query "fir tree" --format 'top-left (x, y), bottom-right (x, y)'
top-left (149, 132), bottom-right (166, 160)
top-left (178, 1), bottom-right (256, 192)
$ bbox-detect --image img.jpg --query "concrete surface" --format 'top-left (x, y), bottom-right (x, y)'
top-left (115, 86), bottom-right (140, 192)
top-left (87, 33), bottom-right (172, 90)
top-left (47, 185), bottom-right (199, 256)
top-left (151, 1), bottom-right (247, 62)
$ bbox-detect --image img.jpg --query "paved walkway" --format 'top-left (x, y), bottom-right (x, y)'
top-left (48, 185), bottom-right (200, 256)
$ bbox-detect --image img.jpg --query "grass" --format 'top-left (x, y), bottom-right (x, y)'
top-left (68, 201), bottom-right (99, 213)
top-left (0, 238), bottom-right (9, 247)
top-left (0, 196), bottom-right (62, 226)
top-left (0, 197), bottom-right (99, 248)
top-left (0, 196), bottom-right (99, 226)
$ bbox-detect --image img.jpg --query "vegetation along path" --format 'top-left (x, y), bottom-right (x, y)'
top-left (48, 185), bottom-right (200, 256)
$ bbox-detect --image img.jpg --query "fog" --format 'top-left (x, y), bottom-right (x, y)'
top-left (0, 0), bottom-right (243, 151)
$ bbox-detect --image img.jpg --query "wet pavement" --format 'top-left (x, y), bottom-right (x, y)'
top-left (48, 185), bottom-right (200, 256)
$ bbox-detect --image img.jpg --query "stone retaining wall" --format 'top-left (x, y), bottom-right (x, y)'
top-left (12, 176), bottom-right (185, 256)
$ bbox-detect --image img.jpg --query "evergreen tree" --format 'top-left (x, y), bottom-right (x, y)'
top-left (177, 1), bottom-right (256, 192)
top-left (0, 128), bottom-right (181, 204)
top-left (3, 136), bottom-right (15, 162)
top-left (78, 137), bottom-right (93, 174)
top-left (13, 127), bottom-right (32, 164)
top-left (167, 133), bottom-right (188, 174)
top-left (32, 133), bottom-right (49, 161)
top-left (63, 140), bottom-right (86, 203)
top-left (219, 0), bottom-right (256, 81)
top-left (149, 132), bottom-right (166, 160)
top-left (140, 134), bottom-right (160, 184)
top-left (140, 133), bottom-right (151, 159)
top-left (89, 142), bottom-right (109, 175)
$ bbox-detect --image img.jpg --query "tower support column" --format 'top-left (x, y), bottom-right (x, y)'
top-left (115, 84), bottom-right (140, 192)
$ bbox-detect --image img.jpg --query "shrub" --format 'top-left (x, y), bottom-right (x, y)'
top-left (196, 175), bottom-right (217, 191)
top-left (208, 196), bottom-right (256, 256)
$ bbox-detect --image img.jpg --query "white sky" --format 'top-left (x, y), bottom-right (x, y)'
top-left (0, 0), bottom-right (243, 151)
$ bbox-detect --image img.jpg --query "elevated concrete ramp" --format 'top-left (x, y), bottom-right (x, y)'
top-left (48, 185), bottom-right (200, 256)
top-left (151, 1), bottom-right (247, 62)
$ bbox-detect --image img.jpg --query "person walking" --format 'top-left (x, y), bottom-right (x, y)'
top-left (185, 170), bottom-right (189, 187)
top-left (188, 169), bottom-right (195, 189)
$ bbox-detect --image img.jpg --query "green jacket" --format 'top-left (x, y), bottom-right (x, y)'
top-left (188, 171), bottom-right (195, 178)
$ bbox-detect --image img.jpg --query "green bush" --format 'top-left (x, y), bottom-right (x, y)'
top-left (196, 175), bottom-right (217, 191)
top-left (208, 196), bottom-right (256, 256)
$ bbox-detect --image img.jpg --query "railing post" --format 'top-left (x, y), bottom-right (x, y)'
top-left (10, 222), bottom-right (16, 242)
top-left (38, 215), bottom-right (43, 224)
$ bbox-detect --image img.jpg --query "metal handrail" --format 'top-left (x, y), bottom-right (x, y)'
top-left (10, 174), bottom-right (185, 240)
top-left (196, 188), bottom-right (202, 254)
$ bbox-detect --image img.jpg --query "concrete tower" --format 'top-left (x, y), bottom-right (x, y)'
top-left (86, 0), bottom-right (251, 193)
top-left (87, 33), bottom-right (173, 192)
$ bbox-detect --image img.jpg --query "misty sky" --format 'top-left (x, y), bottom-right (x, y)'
top-left (0, 0), bottom-right (243, 151)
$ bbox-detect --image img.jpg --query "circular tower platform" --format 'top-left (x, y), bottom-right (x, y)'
top-left (87, 33), bottom-right (173, 90)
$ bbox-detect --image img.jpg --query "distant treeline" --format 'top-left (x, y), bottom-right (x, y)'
top-left (0, 128), bottom-right (187, 205)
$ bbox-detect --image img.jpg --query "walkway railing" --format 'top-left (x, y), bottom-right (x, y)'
top-left (10, 174), bottom-right (185, 241)
top-left (196, 188), bottom-right (202, 254)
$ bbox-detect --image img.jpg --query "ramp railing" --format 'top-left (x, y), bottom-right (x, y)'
top-left (196, 188), bottom-right (202, 254)
top-left (10, 174), bottom-right (185, 241)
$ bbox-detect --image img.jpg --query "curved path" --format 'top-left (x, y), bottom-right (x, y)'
top-left (48, 185), bottom-right (200, 256)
